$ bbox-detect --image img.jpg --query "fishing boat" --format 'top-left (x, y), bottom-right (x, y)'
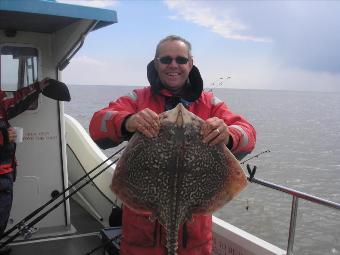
top-left (0, 1), bottom-right (339, 254)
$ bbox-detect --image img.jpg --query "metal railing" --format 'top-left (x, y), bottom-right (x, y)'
top-left (246, 165), bottom-right (340, 255)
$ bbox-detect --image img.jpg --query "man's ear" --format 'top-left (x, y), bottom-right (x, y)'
top-left (189, 57), bottom-right (194, 70)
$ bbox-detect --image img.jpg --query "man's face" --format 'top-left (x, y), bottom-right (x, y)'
top-left (155, 40), bottom-right (193, 91)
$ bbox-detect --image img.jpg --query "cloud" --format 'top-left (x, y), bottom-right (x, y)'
top-left (59, 0), bottom-right (340, 90)
top-left (62, 55), bottom-right (148, 86)
top-left (57, 0), bottom-right (117, 8)
top-left (201, 58), bottom-right (340, 92)
top-left (164, 0), bottom-right (272, 42)
top-left (164, 1), bottom-right (340, 74)
top-left (270, 3), bottom-right (340, 74)
top-left (62, 55), bottom-right (340, 92)
top-left (62, 56), bottom-right (112, 85)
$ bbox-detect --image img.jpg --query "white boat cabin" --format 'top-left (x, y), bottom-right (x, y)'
top-left (0, 0), bottom-right (117, 235)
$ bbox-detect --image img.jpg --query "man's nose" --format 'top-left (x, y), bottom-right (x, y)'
top-left (168, 59), bottom-right (179, 66)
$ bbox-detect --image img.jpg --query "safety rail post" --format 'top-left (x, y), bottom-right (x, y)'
top-left (287, 196), bottom-right (299, 255)
top-left (246, 173), bottom-right (340, 255)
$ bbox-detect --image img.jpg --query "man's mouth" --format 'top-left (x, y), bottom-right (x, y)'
top-left (166, 72), bottom-right (180, 77)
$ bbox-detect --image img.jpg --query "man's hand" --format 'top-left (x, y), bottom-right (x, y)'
top-left (201, 117), bottom-right (230, 146)
top-left (125, 108), bottom-right (160, 138)
top-left (7, 127), bottom-right (17, 143)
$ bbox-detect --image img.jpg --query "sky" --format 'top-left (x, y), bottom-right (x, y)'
top-left (59, 0), bottom-right (340, 92)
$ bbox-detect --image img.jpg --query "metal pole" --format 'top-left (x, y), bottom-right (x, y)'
top-left (248, 176), bottom-right (340, 211)
top-left (287, 196), bottom-right (299, 255)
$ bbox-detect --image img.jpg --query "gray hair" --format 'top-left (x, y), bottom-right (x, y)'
top-left (154, 35), bottom-right (192, 58)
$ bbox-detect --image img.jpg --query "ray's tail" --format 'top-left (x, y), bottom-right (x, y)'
top-left (166, 225), bottom-right (179, 255)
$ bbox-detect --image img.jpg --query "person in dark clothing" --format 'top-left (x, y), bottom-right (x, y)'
top-left (0, 79), bottom-right (50, 254)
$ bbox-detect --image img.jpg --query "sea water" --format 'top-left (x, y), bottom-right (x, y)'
top-left (65, 85), bottom-right (340, 255)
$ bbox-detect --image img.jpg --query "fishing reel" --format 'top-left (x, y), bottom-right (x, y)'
top-left (17, 221), bottom-right (38, 239)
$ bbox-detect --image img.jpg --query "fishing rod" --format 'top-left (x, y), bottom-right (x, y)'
top-left (240, 150), bottom-right (270, 165)
top-left (0, 146), bottom-right (125, 241)
top-left (204, 76), bottom-right (231, 92)
top-left (0, 153), bottom-right (122, 248)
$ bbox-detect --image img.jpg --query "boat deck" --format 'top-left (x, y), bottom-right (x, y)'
top-left (8, 199), bottom-right (112, 255)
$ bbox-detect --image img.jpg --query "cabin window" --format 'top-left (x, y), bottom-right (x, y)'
top-left (0, 46), bottom-right (39, 110)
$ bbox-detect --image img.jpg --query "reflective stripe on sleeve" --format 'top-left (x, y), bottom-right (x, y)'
top-left (229, 125), bottom-right (249, 148)
top-left (3, 92), bottom-right (14, 100)
top-left (127, 91), bottom-right (137, 101)
top-left (100, 111), bottom-right (117, 132)
top-left (211, 96), bottom-right (223, 106)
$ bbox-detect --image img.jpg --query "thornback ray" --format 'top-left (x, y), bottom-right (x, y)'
top-left (111, 103), bottom-right (247, 255)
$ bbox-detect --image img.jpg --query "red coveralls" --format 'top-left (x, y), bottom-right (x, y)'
top-left (89, 86), bottom-right (256, 255)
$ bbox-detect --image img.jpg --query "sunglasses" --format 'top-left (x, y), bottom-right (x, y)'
top-left (157, 56), bottom-right (190, 65)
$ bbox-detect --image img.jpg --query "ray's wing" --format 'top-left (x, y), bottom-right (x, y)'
top-left (111, 130), bottom-right (178, 216)
top-left (187, 142), bottom-right (247, 215)
top-left (173, 124), bottom-right (246, 216)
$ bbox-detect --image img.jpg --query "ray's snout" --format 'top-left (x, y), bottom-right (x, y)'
top-left (160, 103), bottom-right (193, 128)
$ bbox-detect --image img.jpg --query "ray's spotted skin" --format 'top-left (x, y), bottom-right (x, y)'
top-left (111, 103), bottom-right (247, 255)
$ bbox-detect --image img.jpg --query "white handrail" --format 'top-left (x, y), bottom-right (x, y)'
top-left (247, 172), bottom-right (340, 255)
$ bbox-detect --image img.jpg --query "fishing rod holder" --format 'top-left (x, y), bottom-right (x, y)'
top-left (246, 164), bottom-right (257, 180)
top-left (17, 221), bottom-right (38, 239)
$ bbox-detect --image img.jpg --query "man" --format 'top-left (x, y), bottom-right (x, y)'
top-left (90, 35), bottom-right (256, 255)
top-left (0, 79), bottom-right (49, 254)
